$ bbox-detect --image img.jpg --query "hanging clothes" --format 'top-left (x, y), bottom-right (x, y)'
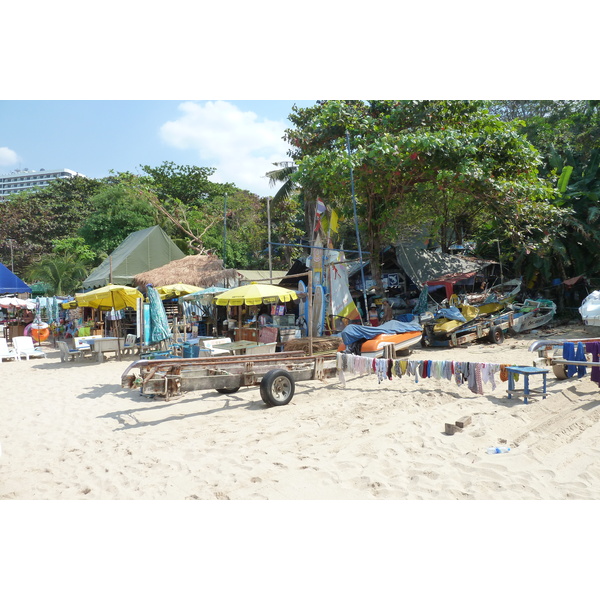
top-left (586, 342), bottom-right (600, 387)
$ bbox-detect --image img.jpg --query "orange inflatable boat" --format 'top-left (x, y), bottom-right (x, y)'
top-left (338, 321), bottom-right (423, 358)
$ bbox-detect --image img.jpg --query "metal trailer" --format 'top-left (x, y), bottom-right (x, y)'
top-left (121, 351), bottom-right (339, 406)
top-left (528, 337), bottom-right (600, 380)
top-left (424, 311), bottom-right (515, 348)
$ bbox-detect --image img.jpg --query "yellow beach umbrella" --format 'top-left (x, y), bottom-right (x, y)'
top-left (214, 283), bottom-right (298, 306)
top-left (74, 284), bottom-right (143, 311)
top-left (156, 283), bottom-right (203, 300)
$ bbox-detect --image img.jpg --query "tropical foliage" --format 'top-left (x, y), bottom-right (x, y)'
top-left (286, 100), bottom-right (563, 292)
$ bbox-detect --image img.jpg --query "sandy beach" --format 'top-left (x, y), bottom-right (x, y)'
top-left (2, 323), bottom-right (600, 501)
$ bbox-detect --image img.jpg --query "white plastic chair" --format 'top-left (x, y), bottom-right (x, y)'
top-left (123, 333), bottom-right (138, 355)
top-left (12, 336), bottom-right (46, 360)
top-left (74, 337), bottom-right (91, 351)
top-left (0, 338), bottom-right (19, 362)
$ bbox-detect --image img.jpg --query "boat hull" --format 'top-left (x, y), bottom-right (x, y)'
top-left (338, 330), bottom-right (422, 358)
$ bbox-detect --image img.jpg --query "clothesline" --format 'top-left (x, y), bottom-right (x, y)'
top-left (336, 352), bottom-right (522, 395)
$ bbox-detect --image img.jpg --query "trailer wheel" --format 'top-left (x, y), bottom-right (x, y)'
top-left (488, 326), bottom-right (504, 344)
top-left (215, 387), bottom-right (241, 394)
top-left (260, 369), bottom-right (295, 407)
top-left (553, 364), bottom-right (568, 380)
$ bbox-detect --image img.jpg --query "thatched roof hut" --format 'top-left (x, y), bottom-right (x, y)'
top-left (132, 255), bottom-right (239, 292)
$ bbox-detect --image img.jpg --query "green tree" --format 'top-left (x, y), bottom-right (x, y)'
top-left (0, 175), bottom-right (103, 275)
top-left (139, 162), bottom-right (269, 267)
top-left (286, 100), bottom-right (560, 292)
top-left (25, 253), bottom-right (88, 296)
top-left (490, 100), bottom-right (600, 283)
top-left (79, 182), bottom-right (157, 255)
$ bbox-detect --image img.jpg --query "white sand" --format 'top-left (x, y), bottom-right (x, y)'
top-left (2, 324), bottom-right (600, 500)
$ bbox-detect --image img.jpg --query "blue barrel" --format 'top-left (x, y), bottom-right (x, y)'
top-left (183, 343), bottom-right (200, 358)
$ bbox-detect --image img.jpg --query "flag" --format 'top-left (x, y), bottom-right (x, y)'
top-left (330, 209), bottom-right (339, 233)
top-left (316, 198), bottom-right (326, 214)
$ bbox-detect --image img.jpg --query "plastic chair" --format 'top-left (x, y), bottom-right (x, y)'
top-left (12, 336), bottom-right (46, 360)
top-left (123, 333), bottom-right (138, 355)
top-left (57, 340), bottom-right (83, 362)
top-left (0, 338), bottom-right (18, 362)
top-left (74, 337), bottom-right (91, 351)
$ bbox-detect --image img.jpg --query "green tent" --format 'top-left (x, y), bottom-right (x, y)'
top-left (82, 226), bottom-right (185, 290)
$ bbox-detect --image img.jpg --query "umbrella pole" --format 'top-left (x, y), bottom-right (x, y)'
top-left (112, 290), bottom-right (122, 361)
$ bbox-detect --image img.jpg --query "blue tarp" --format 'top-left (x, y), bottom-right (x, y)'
top-left (341, 320), bottom-right (422, 346)
top-left (0, 262), bottom-right (31, 294)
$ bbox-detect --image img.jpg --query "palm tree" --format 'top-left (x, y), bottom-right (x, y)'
top-left (26, 255), bottom-right (89, 296)
top-left (265, 161), bottom-right (297, 202)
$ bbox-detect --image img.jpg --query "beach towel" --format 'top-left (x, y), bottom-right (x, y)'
top-left (586, 342), bottom-right (600, 386)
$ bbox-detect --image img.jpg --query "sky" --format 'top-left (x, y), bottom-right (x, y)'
top-left (0, 100), bottom-right (317, 197)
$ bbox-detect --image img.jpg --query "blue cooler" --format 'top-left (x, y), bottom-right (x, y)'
top-left (183, 342), bottom-right (200, 358)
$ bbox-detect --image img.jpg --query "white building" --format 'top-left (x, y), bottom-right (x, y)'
top-left (0, 168), bottom-right (86, 201)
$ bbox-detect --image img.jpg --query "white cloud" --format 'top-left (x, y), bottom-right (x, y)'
top-left (160, 101), bottom-right (292, 196)
top-left (0, 147), bottom-right (20, 168)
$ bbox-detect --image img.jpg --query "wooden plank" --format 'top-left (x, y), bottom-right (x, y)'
top-left (455, 416), bottom-right (472, 428)
top-left (445, 423), bottom-right (459, 435)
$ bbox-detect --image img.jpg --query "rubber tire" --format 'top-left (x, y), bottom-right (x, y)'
top-left (488, 326), bottom-right (504, 344)
top-left (215, 387), bottom-right (241, 394)
top-left (260, 369), bottom-right (295, 407)
top-left (397, 348), bottom-right (412, 357)
top-left (553, 364), bottom-right (568, 380)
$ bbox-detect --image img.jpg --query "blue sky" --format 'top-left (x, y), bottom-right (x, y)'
top-left (0, 100), bottom-right (317, 197)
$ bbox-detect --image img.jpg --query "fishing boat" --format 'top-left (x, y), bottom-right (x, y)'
top-left (338, 320), bottom-right (423, 358)
top-left (509, 299), bottom-right (557, 333)
top-left (459, 278), bottom-right (522, 310)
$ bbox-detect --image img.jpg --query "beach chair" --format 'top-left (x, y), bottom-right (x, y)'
top-left (123, 333), bottom-right (138, 356)
top-left (0, 338), bottom-right (19, 362)
top-left (12, 336), bottom-right (46, 360)
top-left (57, 340), bottom-right (83, 363)
top-left (74, 337), bottom-right (91, 351)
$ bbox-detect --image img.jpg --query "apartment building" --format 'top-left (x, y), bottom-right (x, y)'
top-left (0, 168), bottom-right (86, 201)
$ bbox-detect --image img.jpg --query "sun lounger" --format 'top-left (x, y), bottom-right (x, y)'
top-left (0, 338), bottom-right (19, 362)
top-left (12, 336), bottom-right (46, 360)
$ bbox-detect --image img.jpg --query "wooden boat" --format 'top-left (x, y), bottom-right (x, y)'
top-left (460, 279), bottom-right (522, 309)
top-left (509, 299), bottom-right (556, 333)
top-left (338, 321), bottom-right (423, 358)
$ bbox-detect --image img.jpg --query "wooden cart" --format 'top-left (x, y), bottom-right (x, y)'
top-left (121, 351), bottom-right (338, 406)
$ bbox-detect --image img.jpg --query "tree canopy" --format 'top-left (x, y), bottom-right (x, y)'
top-left (286, 100), bottom-right (562, 291)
